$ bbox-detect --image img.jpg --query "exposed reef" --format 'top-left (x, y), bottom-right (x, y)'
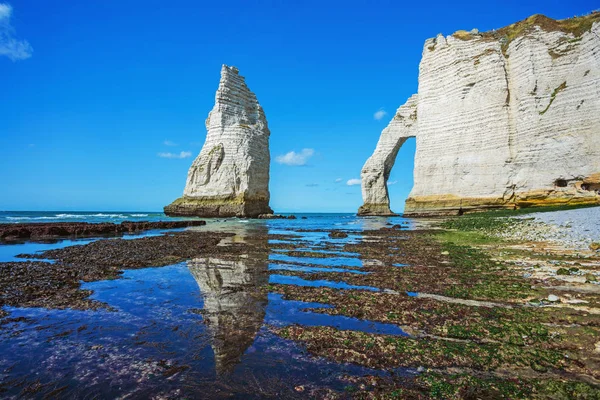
top-left (165, 65), bottom-right (273, 218)
top-left (360, 12), bottom-right (600, 216)
top-left (2, 231), bottom-right (226, 311)
top-left (0, 220), bottom-right (206, 242)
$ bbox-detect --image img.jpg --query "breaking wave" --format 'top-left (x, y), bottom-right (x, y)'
top-left (3, 213), bottom-right (157, 223)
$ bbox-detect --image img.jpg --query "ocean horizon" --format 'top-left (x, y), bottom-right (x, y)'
top-left (0, 210), bottom-right (370, 224)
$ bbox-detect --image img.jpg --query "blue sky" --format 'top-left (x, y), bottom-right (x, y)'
top-left (0, 0), bottom-right (596, 212)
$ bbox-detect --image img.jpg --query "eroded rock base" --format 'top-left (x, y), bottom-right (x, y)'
top-left (357, 203), bottom-right (398, 216)
top-left (164, 196), bottom-right (273, 218)
top-left (404, 192), bottom-right (600, 217)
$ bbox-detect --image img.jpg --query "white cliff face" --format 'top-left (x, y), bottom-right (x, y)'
top-left (360, 14), bottom-right (600, 216)
top-left (165, 65), bottom-right (273, 217)
top-left (358, 95), bottom-right (418, 215)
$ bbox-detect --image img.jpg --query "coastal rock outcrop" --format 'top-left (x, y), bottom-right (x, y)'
top-left (0, 221), bottom-right (207, 242)
top-left (359, 13), bottom-right (600, 216)
top-left (358, 95), bottom-right (418, 216)
top-left (165, 65), bottom-right (273, 218)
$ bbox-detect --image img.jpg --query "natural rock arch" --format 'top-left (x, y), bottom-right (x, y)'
top-left (359, 13), bottom-right (600, 217)
top-left (358, 94), bottom-right (417, 216)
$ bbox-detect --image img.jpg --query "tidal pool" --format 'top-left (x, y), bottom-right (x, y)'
top-left (0, 215), bottom-right (412, 397)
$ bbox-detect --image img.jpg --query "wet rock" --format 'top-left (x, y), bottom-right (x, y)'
top-left (329, 231), bottom-right (349, 239)
top-left (585, 273), bottom-right (597, 282)
top-left (590, 242), bottom-right (600, 251)
top-left (257, 214), bottom-right (289, 219)
top-left (0, 220), bottom-right (207, 242)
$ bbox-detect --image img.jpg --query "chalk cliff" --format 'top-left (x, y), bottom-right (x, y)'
top-left (165, 65), bottom-right (273, 218)
top-left (359, 13), bottom-right (600, 216)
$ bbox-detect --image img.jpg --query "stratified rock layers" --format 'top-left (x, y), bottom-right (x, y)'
top-left (165, 65), bottom-right (273, 217)
top-left (360, 14), bottom-right (600, 216)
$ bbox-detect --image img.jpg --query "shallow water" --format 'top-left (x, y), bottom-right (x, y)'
top-left (0, 213), bottom-right (412, 397)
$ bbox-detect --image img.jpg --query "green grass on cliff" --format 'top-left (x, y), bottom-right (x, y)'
top-left (451, 11), bottom-right (600, 55)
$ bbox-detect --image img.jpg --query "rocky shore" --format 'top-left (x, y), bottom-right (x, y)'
top-left (0, 220), bottom-right (207, 242)
top-left (1, 213), bottom-right (599, 398)
top-left (0, 230), bottom-right (237, 313)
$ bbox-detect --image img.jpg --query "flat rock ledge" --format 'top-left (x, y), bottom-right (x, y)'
top-left (0, 220), bottom-right (207, 242)
top-left (257, 214), bottom-right (296, 219)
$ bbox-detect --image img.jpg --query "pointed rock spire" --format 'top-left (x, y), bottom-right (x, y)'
top-left (165, 65), bottom-right (273, 217)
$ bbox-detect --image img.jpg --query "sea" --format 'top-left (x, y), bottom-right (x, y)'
top-left (0, 211), bottom-right (176, 224)
top-left (0, 210), bottom-right (415, 397)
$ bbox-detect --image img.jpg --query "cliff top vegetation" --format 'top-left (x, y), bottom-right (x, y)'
top-left (452, 11), bottom-right (600, 44)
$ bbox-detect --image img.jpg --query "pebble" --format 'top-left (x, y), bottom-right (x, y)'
top-left (508, 207), bottom-right (600, 250)
top-left (547, 294), bottom-right (560, 302)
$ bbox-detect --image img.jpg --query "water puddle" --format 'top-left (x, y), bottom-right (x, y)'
top-left (0, 216), bottom-right (414, 397)
top-left (269, 263), bottom-right (368, 275)
top-left (267, 293), bottom-right (407, 336)
top-left (270, 274), bottom-right (381, 291)
top-left (270, 253), bottom-right (363, 268)
top-left (293, 248), bottom-right (361, 257)
top-left (0, 229), bottom-right (184, 263)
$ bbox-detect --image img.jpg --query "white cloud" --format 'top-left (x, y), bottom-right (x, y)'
top-left (387, 180), bottom-right (398, 185)
top-left (163, 140), bottom-right (177, 146)
top-left (373, 109), bottom-right (387, 121)
top-left (158, 151), bottom-right (192, 159)
top-left (0, 4), bottom-right (10, 18)
top-left (335, 178), bottom-right (342, 183)
top-left (0, 3), bottom-right (33, 61)
top-left (275, 148), bottom-right (314, 166)
top-left (346, 178), bottom-right (361, 186)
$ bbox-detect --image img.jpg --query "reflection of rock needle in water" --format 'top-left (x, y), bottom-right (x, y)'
top-left (187, 247), bottom-right (269, 375)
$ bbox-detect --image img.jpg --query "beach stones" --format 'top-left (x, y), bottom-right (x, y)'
top-left (547, 294), bottom-right (560, 302)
